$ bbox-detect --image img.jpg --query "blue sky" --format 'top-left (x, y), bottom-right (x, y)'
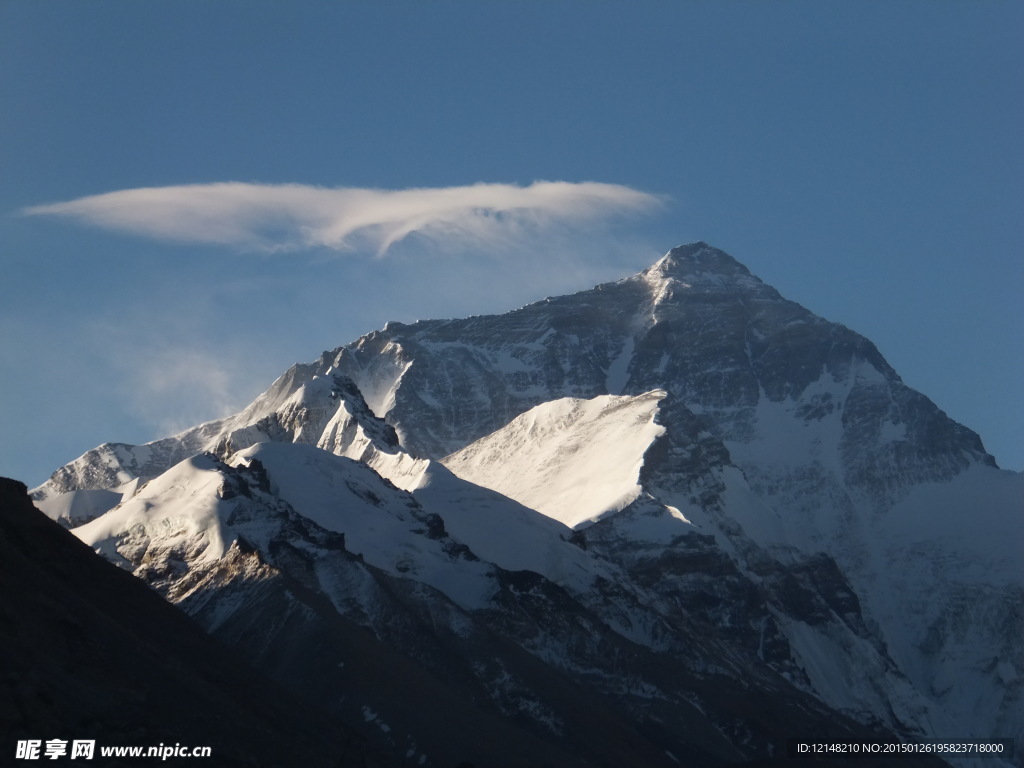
top-left (2, 1), bottom-right (1022, 486)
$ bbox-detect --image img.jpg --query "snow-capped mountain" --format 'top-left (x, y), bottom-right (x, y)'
top-left (42, 446), bottom-right (928, 767)
top-left (32, 243), bottom-right (1021, 766)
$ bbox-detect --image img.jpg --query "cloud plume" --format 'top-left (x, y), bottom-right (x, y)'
top-left (23, 181), bottom-right (663, 255)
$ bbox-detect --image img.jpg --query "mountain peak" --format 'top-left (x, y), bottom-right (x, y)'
top-left (652, 242), bottom-right (753, 279)
top-left (640, 242), bottom-right (775, 299)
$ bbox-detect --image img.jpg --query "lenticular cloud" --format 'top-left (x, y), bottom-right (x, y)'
top-left (23, 181), bottom-right (662, 255)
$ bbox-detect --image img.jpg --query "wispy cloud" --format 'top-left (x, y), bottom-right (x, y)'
top-left (94, 320), bottom-right (285, 440)
top-left (22, 181), bottom-right (664, 255)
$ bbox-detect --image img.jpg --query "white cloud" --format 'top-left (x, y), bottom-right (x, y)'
top-left (126, 346), bottom-right (239, 436)
top-left (22, 181), bottom-right (663, 255)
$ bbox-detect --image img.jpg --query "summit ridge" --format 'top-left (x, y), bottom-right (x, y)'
top-left (653, 241), bottom-right (752, 278)
top-left (639, 242), bottom-right (779, 302)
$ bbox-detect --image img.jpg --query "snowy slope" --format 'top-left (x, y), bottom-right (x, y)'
top-left (227, 441), bottom-right (660, 615)
top-left (73, 446), bottom-right (498, 611)
top-left (412, 461), bottom-right (607, 595)
top-left (443, 390), bottom-right (667, 528)
top-left (437, 386), bottom-right (951, 740)
top-left (443, 389), bottom-right (792, 552)
top-left (73, 454), bottom-right (237, 568)
top-left (67, 441), bottom-right (907, 767)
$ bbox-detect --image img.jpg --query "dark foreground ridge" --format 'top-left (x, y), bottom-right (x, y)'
top-left (0, 476), bottom-right (383, 768)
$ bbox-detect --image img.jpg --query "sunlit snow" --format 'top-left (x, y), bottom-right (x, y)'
top-left (443, 391), bottom-right (667, 528)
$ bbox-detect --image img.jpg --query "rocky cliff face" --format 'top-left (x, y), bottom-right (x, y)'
top-left (31, 243), bottom-right (1020, 766)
